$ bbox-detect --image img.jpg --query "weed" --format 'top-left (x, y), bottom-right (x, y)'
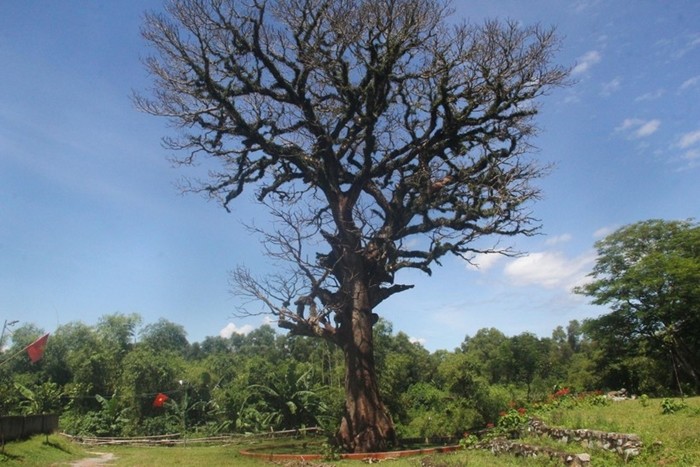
top-left (321, 441), bottom-right (341, 460)
top-left (660, 397), bottom-right (687, 415)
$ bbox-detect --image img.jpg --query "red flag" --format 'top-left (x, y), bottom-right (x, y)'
top-left (27, 333), bottom-right (49, 363)
top-left (153, 392), bottom-right (169, 407)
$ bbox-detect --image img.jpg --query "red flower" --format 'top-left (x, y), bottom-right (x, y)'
top-left (153, 393), bottom-right (169, 407)
top-left (517, 407), bottom-right (527, 415)
top-left (499, 411), bottom-right (506, 417)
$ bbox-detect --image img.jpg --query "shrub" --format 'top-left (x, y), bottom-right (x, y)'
top-left (496, 409), bottom-right (529, 436)
top-left (660, 398), bottom-right (687, 415)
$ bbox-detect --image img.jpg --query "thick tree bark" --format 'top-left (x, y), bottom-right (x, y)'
top-left (336, 282), bottom-right (396, 452)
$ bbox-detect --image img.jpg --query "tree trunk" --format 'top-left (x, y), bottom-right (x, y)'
top-left (336, 286), bottom-right (396, 452)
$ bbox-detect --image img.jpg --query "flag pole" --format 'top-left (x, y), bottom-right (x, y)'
top-left (0, 333), bottom-right (50, 367)
top-left (0, 346), bottom-right (29, 367)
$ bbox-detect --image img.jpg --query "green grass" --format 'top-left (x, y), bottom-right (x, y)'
top-left (536, 396), bottom-right (700, 466)
top-left (2, 398), bottom-right (698, 466)
top-left (0, 434), bottom-right (88, 465)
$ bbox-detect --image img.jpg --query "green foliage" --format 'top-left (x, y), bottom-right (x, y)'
top-left (321, 441), bottom-right (342, 461)
top-left (660, 397), bottom-right (687, 415)
top-left (496, 408), bottom-right (529, 435)
top-left (4, 302), bottom-right (698, 444)
top-left (458, 432), bottom-right (480, 449)
top-left (62, 392), bottom-right (130, 436)
top-left (14, 381), bottom-right (63, 415)
top-left (639, 394), bottom-right (650, 407)
top-left (586, 394), bottom-right (610, 407)
top-left (576, 219), bottom-right (700, 394)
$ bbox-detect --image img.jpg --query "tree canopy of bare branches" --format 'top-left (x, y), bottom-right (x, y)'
top-left (137, 0), bottom-right (568, 452)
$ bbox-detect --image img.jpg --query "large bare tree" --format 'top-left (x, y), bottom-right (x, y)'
top-left (137, 0), bottom-right (568, 452)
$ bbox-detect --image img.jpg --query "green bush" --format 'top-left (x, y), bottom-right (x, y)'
top-left (661, 397), bottom-right (687, 415)
top-left (496, 408), bottom-right (528, 436)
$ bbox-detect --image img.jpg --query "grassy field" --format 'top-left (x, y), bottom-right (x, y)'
top-left (1, 396), bottom-right (698, 466)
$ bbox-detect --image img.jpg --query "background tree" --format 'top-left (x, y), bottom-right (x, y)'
top-left (576, 219), bottom-right (700, 393)
top-left (137, 0), bottom-right (567, 451)
top-left (507, 332), bottom-right (545, 401)
top-left (139, 318), bottom-right (190, 357)
top-left (460, 327), bottom-right (510, 385)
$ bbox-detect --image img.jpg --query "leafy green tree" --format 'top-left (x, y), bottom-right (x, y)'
top-left (434, 351), bottom-right (507, 430)
top-left (373, 323), bottom-right (432, 424)
top-left (197, 336), bottom-right (231, 357)
top-left (460, 328), bottom-right (510, 384)
top-left (98, 313), bottom-right (141, 368)
top-left (507, 332), bottom-right (546, 401)
top-left (140, 318), bottom-right (190, 357)
top-left (119, 346), bottom-right (186, 433)
top-left (138, 0), bottom-right (567, 452)
top-left (2, 323), bottom-right (46, 377)
top-left (576, 219), bottom-right (700, 393)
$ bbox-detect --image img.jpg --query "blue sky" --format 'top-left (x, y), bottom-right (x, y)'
top-left (2, 1), bottom-right (699, 352)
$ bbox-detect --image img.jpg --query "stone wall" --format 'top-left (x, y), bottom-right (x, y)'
top-left (527, 417), bottom-right (643, 460)
top-left (483, 438), bottom-right (591, 466)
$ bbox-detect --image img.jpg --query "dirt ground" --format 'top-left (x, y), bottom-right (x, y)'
top-left (69, 452), bottom-right (116, 466)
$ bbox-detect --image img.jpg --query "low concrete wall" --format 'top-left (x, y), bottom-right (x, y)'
top-left (0, 414), bottom-right (58, 442)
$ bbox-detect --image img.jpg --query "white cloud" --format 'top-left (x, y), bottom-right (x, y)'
top-left (680, 76), bottom-right (700, 91)
top-left (617, 118), bottom-right (641, 131)
top-left (545, 234), bottom-right (573, 246)
top-left (504, 250), bottom-right (596, 291)
top-left (409, 336), bottom-right (427, 346)
top-left (571, 51), bottom-right (601, 75)
top-left (593, 226), bottom-right (616, 239)
top-left (635, 119), bottom-right (661, 137)
top-left (677, 129), bottom-right (700, 149)
top-left (574, 0), bottom-right (602, 14)
top-left (616, 118), bottom-right (660, 139)
top-left (600, 78), bottom-right (621, 96)
top-left (635, 89), bottom-right (665, 101)
top-left (465, 252), bottom-right (504, 271)
top-left (262, 315), bottom-right (275, 326)
top-left (683, 148), bottom-right (700, 161)
top-left (673, 35), bottom-right (700, 59)
top-left (676, 129), bottom-right (700, 164)
top-left (219, 322), bottom-right (254, 338)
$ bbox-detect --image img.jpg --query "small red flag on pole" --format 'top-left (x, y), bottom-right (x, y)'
top-left (153, 393), bottom-right (169, 407)
top-left (26, 333), bottom-right (49, 363)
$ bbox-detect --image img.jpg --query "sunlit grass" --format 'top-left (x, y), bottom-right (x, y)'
top-left (0, 434), bottom-right (87, 466)
top-left (536, 396), bottom-right (700, 466)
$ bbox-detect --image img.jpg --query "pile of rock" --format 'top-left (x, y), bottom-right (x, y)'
top-left (527, 418), bottom-right (643, 460)
top-left (606, 388), bottom-right (630, 401)
top-left (484, 438), bottom-right (591, 466)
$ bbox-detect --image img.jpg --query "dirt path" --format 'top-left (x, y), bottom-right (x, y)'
top-left (69, 452), bottom-right (117, 466)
